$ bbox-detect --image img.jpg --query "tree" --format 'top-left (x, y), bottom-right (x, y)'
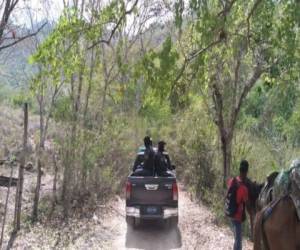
top-left (0, 0), bottom-right (46, 51)
top-left (182, 0), bottom-right (300, 184)
top-left (30, 0), bottom-right (149, 219)
top-left (140, 0), bottom-right (300, 185)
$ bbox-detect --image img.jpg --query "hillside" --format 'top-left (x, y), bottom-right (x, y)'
top-left (0, 22), bottom-right (53, 89)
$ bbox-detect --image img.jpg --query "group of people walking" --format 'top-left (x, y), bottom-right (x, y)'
top-left (132, 136), bottom-right (175, 177)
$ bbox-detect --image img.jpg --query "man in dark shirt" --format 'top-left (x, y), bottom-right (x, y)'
top-left (132, 136), bottom-right (155, 176)
top-left (155, 141), bottom-right (174, 177)
top-left (143, 136), bottom-right (155, 175)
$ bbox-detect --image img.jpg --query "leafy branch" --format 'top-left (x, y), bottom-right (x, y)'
top-left (88, 0), bottom-right (139, 49)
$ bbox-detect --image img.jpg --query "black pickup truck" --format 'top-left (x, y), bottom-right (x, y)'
top-left (125, 148), bottom-right (178, 228)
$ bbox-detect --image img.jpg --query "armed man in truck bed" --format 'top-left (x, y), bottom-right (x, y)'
top-left (155, 141), bottom-right (174, 177)
top-left (132, 136), bottom-right (155, 176)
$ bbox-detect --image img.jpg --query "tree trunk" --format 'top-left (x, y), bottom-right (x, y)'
top-left (49, 153), bottom-right (58, 219)
top-left (32, 93), bottom-right (45, 223)
top-left (52, 154), bottom-right (58, 205)
top-left (31, 157), bottom-right (42, 223)
top-left (61, 147), bottom-right (70, 207)
top-left (14, 103), bottom-right (28, 231)
top-left (62, 72), bottom-right (81, 220)
top-left (62, 152), bottom-right (71, 220)
top-left (63, 124), bottom-right (77, 220)
top-left (80, 47), bottom-right (97, 194)
top-left (220, 131), bottom-right (232, 187)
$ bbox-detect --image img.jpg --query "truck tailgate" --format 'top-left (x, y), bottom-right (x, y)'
top-left (128, 176), bottom-right (176, 205)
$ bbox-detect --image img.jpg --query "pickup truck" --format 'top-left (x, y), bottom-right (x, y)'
top-left (125, 169), bottom-right (179, 228)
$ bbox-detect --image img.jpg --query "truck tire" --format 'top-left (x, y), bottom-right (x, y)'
top-left (170, 216), bottom-right (178, 227)
top-left (126, 216), bottom-right (140, 229)
top-left (126, 216), bottom-right (135, 227)
top-left (164, 217), bottom-right (178, 229)
top-left (134, 218), bottom-right (141, 228)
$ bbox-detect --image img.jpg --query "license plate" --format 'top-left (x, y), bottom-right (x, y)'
top-left (146, 206), bottom-right (158, 214)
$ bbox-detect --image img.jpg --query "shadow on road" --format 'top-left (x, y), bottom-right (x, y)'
top-left (125, 220), bottom-right (182, 250)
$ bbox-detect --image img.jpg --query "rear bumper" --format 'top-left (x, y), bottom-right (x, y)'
top-left (126, 207), bottom-right (141, 218)
top-left (163, 207), bottom-right (178, 219)
top-left (126, 206), bottom-right (178, 219)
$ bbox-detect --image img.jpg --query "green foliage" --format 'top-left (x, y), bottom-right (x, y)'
top-left (5, 0), bottom-right (299, 225)
top-left (52, 96), bottom-right (73, 122)
top-left (30, 1), bottom-right (129, 89)
top-left (284, 101), bottom-right (300, 147)
top-left (168, 101), bottom-right (218, 198)
top-left (10, 91), bottom-right (33, 108)
top-left (139, 90), bottom-right (171, 125)
top-left (138, 36), bottom-right (179, 99)
top-left (174, 0), bottom-right (184, 28)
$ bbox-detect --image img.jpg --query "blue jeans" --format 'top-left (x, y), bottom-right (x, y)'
top-left (231, 219), bottom-right (242, 250)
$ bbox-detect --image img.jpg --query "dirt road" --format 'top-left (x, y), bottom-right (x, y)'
top-left (104, 185), bottom-right (253, 250)
top-left (3, 181), bottom-right (253, 250)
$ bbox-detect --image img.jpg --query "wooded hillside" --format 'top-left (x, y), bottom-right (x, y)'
top-left (0, 0), bottom-right (299, 248)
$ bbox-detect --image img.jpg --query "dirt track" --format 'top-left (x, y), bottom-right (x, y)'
top-left (104, 185), bottom-right (253, 250)
top-left (2, 179), bottom-right (253, 250)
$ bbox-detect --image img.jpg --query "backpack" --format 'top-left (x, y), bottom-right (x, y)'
top-left (225, 178), bottom-right (239, 217)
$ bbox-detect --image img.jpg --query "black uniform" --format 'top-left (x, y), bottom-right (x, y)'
top-left (155, 151), bottom-right (174, 177)
top-left (132, 146), bottom-right (155, 176)
top-left (133, 152), bottom-right (144, 172)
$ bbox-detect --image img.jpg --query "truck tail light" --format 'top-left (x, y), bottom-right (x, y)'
top-left (172, 183), bottom-right (178, 201)
top-left (126, 181), bottom-right (132, 200)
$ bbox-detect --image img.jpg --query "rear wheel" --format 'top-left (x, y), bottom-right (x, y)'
top-left (134, 218), bottom-right (141, 228)
top-left (126, 216), bottom-right (134, 227)
top-left (126, 216), bottom-right (140, 229)
top-left (164, 216), bottom-right (178, 229)
top-left (170, 216), bottom-right (178, 227)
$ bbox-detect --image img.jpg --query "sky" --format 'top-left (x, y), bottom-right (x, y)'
top-left (11, 0), bottom-right (64, 27)
top-left (9, 0), bottom-right (174, 26)
top-left (5, 0), bottom-right (175, 36)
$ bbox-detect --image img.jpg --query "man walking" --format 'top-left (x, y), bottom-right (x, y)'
top-left (226, 160), bottom-right (249, 250)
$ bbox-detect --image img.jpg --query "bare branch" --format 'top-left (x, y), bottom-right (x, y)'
top-left (218, 0), bottom-right (237, 18)
top-left (0, 22), bottom-right (47, 51)
top-left (43, 81), bottom-right (64, 143)
top-left (230, 48), bottom-right (242, 125)
top-left (0, 0), bottom-right (20, 41)
top-left (246, 0), bottom-right (263, 45)
top-left (231, 63), bottom-right (264, 128)
top-left (172, 38), bottom-right (222, 88)
top-left (212, 81), bottom-right (225, 130)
